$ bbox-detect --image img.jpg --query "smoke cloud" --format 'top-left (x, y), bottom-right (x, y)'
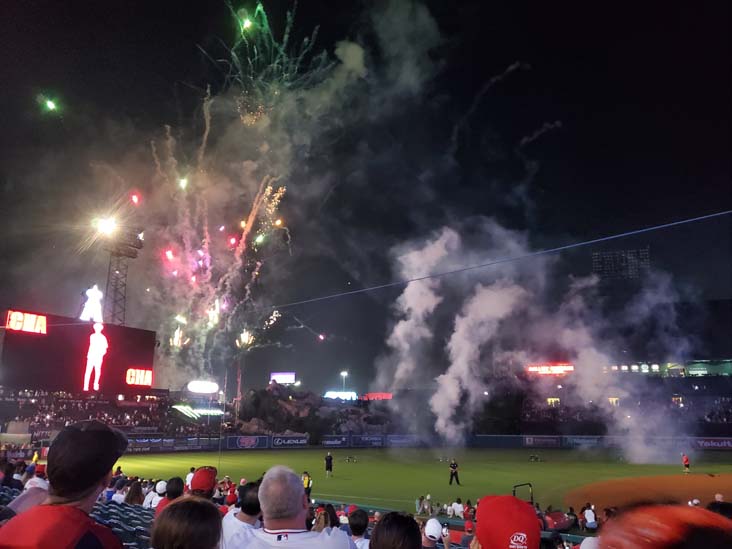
top-left (379, 218), bottom-right (699, 461)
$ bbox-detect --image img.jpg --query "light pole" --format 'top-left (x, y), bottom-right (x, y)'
top-left (340, 370), bottom-right (348, 391)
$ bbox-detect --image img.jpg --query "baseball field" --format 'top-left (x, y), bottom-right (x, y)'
top-left (115, 448), bottom-right (732, 512)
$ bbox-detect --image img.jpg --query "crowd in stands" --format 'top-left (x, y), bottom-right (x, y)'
top-left (0, 420), bottom-right (731, 548)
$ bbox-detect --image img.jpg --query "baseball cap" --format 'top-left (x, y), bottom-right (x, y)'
top-left (464, 520), bottom-right (474, 533)
top-left (191, 466), bottom-right (218, 492)
top-left (424, 518), bottom-right (443, 541)
top-left (476, 496), bottom-right (540, 549)
top-left (156, 480), bottom-right (167, 495)
top-left (34, 464), bottom-right (46, 475)
top-left (47, 420), bottom-right (128, 498)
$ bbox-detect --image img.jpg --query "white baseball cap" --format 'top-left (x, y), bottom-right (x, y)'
top-left (155, 480), bottom-right (167, 494)
top-left (424, 518), bottom-right (442, 541)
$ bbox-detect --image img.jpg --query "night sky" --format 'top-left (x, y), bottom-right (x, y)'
top-left (0, 1), bottom-right (730, 394)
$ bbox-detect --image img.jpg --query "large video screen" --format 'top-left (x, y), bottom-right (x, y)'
top-left (1, 308), bottom-right (156, 394)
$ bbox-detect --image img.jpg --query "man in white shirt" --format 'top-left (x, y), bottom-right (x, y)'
top-left (185, 467), bottom-right (195, 490)
top-left (143, 480), bottom-right (166, 509)
top-left (451, 497), bottom-right (464, 519)
top-left (228, 465), bottom-right (354, 548)
top-left (584, 506), bottom-right (598, 530)
top-left (222, 482), bottom-right (262, 548)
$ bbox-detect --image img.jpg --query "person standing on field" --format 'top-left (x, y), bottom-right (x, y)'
top-left (449, 458), bottom-right (460, 485)
top-left (325, 452), bottom-right (334, 478)
top-left (682, 452), bottom-right (690, 474)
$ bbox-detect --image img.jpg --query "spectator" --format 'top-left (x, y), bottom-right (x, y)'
top-left (190, 466), bottom-right (229, 516)
top-left (349, 508), bottom-right (370, 548)
top-left (124, 480), bottom-right (144, 505)
top-left (463, 499), bottom-right (474, 519)
top-left (228, 465), bottom-right (352, 547)
top-left (155, 477), bottom-right (185, 517)
top-left (104, 477), bottom-right (117, 501)
top-left (452, 497), bottom-right (464, 519)
top-left (566, 506), bottom-right (578, 529)
top-left (420, 495), bottom-right (432, 515)
top-left (0, 420), bottom-right (126, 548)
top-left (416, 496), bottom-right (424, 514)
top-left (460, 520), bottom-right (474, 547)
top-left (599, 504), bottom-right (732, 548)
top-left (151, 497), bottom-right (223, 549)
top-left (706, 500), bottom-right (732, 519)
top-left (113, 465), bottom-right (123, 478)
top-left (1, 462), bottom-right (22, 491)
top-left (422, 518), bottom-right (443, 548)
top-left (111, 477), bottom-right (128, 503)
top-left (222, 482), bottom-right (261, 548)
top-left (370, 512), bottom-right (421, 549)
top-left (584, 505), bottom-right (598, 530)
top-left (475, 495), bottom-right (540, 549)
top-left (185, 467), bottom-right (195, 490)
top-left (325, 503), bottom-right (340, 529)
top-left (23, 463), bottom-right (49, 491)
top-left (144, 480), bottom-right (167, 509)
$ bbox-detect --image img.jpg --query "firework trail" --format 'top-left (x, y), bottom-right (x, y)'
top-left (136, 1), bottom-right (341, 385)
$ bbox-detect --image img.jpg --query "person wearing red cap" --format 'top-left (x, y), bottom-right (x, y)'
top-left (190, 465), bottom-right (230, 516)
top-left (474, 495), bottom-right (540, 549)
top-left (599, 504), bottom-right (732, 547)
top-left (23, 463), bottom-right (49, 491)
top-left (460, 520), bottom-right (475, 547)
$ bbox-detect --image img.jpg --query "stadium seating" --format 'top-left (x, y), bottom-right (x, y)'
top-left (0, 486), bottom-right (21, 506)
top-left (89, 501), bottom-right (153, 549)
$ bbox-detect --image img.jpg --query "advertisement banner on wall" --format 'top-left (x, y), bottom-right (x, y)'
top-left (690, 437), bottom-right (732, 450)
top-left (563, 436), bottom-right (603, 449)
top-left (386, 434), bottom-right (419, 447)
top-left (271, 435), bottom-right (309, 448)
top-left (523, 436), bottom-right (562, 448)
top-left (321, 435), bottom-right (350, 447)
top-left (352, 435), bottom-right (384, 448)
top-left (226, 435), bottom-right (270, 450)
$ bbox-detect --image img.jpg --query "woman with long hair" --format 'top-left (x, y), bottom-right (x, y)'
top-left (124, 480), bottom-right (144, 505)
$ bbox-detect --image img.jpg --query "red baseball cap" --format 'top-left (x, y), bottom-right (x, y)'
top-left (35, 464), bottom-right (46, 475)
top-left (464, 520), bottom-right (474, 533)
top-left (476, 496), bottom-right (540, 549)
top-left (191, 466), bottom-right (218, 492)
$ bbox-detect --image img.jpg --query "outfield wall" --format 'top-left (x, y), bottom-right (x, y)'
top-left (11, 433), bottom-right (730, 459)
top-left (116, 434), bottom-right (732, 454)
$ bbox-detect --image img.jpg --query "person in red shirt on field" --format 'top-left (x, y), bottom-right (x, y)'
top-left (0, 420), bottom-right (127, 549)
top-left (682, 453), bottom-right (690, 474)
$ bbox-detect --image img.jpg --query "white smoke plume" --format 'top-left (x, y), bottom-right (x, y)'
top-left (382, 218), bottom-right (699, 461)
top-left (377, 228), bottom-right (460, 391)
top-left (431, 281), bottom-right (527, 443)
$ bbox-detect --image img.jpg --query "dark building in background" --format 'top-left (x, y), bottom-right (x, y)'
top-left (592, 246), bottom-right (651, 280)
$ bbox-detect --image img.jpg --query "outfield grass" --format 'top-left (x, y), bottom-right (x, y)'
top-left (116, 448), bottom-right (732, 511)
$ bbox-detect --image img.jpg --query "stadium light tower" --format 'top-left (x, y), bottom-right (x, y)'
top-left (340, 370), bottom-right (348, 391)
top-left (93, 217), bottom-right (143, 326)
